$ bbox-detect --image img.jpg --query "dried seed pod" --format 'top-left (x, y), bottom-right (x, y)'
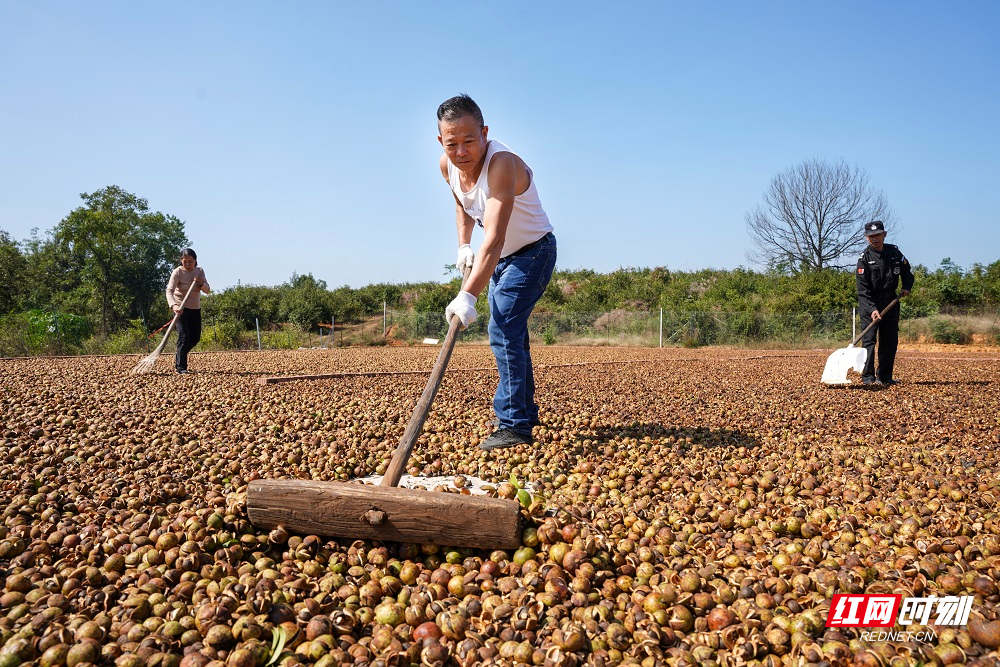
top-left (968, 618), bottom-right (1000, 650)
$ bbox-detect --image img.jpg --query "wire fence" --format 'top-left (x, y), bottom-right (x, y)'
top-left (2, 307), bottom-right (999, 358)
top-left (389, 309), bottom-right (858, 348)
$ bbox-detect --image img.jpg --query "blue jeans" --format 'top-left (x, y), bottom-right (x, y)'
top-left (488, 233), bottom-right (557, 436)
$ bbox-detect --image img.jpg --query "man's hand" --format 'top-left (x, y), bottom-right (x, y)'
top-left (445, 291), bottom-right (477, 330)
top-left (900, 289), bottom-right (911, 297)
top-left (456, 244), bottom-right (474, 273)
top-left (872, 309), bottom-right (882, 322)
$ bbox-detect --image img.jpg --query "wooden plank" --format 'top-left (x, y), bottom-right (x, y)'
top-left (247, 479), bottom-right (522, 549)
top-left (256, 366), bottom-right (499, 386)
top-left (257, 370), bottom-right (431, 385)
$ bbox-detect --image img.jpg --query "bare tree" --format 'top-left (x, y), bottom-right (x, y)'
top-left (746, 159), bottom-right (895, 272)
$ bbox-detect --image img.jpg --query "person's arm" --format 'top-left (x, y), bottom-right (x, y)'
top-left (461, 152), bottom-right (519, 298)
top-left (899, 251), bottom-right (914, 296)
top-left (198, 267), bottom-right (211, 294)
top-left (166, 269), bottom-right (180, 313)
top-left (856, 255), bottom-right (877, 320)
top-left (440, 154), bottom-right (476, 248)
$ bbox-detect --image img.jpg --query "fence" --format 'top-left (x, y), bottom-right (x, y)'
top-left (389, 309), bottom-right (857, 348)
top-left (3, 307), bottom-right (999, 358)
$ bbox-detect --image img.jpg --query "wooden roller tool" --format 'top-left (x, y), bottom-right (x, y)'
top-left (247, 269), bottom-right (521, 549)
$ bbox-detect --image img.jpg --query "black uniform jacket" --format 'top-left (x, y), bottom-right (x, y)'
top-left (856, 243), bottom-right (915, 316)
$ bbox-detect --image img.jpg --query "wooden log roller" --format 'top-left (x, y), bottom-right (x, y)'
top-left (248, 269), bottom-right (522, 549)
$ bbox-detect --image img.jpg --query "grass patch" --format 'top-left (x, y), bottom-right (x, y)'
top-left (901, 314), bottom-right (999, 345)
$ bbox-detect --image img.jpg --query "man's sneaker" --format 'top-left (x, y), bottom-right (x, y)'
top-left (177, 369), bottom-right (191, 375)
top-left (480, 428), bottom-right (532, 451)
top-left (879, 379), bottom-right (899, 386)
top-left (861, 376), bottom-right (877, 386)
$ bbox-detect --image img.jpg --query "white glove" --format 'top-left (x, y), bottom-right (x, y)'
top-left (445, 291), bottom-right (477, 330)
top-left (456, 244), bottom-right (475, 273)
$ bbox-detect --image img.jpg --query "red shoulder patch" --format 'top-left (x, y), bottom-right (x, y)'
top-left (857, 268), bottom-right (865, 274)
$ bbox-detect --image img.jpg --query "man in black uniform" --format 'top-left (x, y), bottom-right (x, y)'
top-left (856, 220), bottom-right (914, 386)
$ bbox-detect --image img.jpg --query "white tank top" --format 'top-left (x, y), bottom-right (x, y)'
top-left (447, 140), bottom-right (553, 258)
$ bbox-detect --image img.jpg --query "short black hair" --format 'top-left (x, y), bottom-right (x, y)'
top-left (437, 94), bottom-right (484, 129)
top-left (180, 248), bottom-right (197, 264)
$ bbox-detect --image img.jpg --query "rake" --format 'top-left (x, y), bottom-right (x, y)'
top-left (247, 268), bottom-right (523, 548)
top-left (130, 280), bottom-right (199, 375)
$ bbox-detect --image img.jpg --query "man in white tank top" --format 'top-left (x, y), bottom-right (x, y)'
top-left (437, 94), bottom-right (557, 451)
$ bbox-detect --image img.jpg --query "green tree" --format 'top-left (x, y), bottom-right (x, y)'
top-left (413, 282), bottom-right (454, 313)
top-left (329, 286), bottom-right (365, 323)
top-left (203, 283), bottom-right (281, 328)
top-left (974, 260), bottom-right (1000, 305)
top-left (279, 273), bottom-right (329, 330)
top-left (21, 229), bottom-right (89, 314)
top-left (353, 282), bottom-right (405, 314)
top-left (0, 229), bottom-right (28, 313)
top-left (51, 186), bottom-right (189, 333)
top-left (932, 258), bottom-right (978, 307)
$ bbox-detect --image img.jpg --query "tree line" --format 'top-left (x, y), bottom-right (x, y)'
top-left (2, 182), bottom-right (999, 355)
top-left (202, 261), bottom-right (998, 328)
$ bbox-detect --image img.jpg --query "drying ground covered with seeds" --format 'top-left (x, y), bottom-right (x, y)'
top-left (2, 347), bottom-right (1000, 667)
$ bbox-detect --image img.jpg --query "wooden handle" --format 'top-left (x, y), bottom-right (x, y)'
top-left (851, 297), bottom-right (899, 347)
top-left (381, 268), bottom-right (472, 488)
top-left (158, 279), bottom-right (201, 344)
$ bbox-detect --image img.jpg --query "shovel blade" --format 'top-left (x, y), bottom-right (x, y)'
top-left (821, 345), bottom-right (867, 385)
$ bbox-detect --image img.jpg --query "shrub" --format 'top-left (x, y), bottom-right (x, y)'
top-left (104, 319), bottom-right (150, 355)
top-left (929, 318), bottom-right (972, 345)
top-left (680, 333), bottom-right (703, 348)
top-left (0, 310), bottom-right (92, 356)
top-left (0, 313), bottom-right (33, 357)
top-left (213, 320), bottom-right (245, 349)
top-left (260, 325), bottom-right (306, 350)
top-left (43, 311), bottom-right (91, 349)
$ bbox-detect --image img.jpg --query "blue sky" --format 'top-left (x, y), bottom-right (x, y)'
top-left (1, 1), bottom-right (997, 290)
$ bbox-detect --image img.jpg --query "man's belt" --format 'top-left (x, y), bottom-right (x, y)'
top-left (504, 232), bottom-right (554, 259)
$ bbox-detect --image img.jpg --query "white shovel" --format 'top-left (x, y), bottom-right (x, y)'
top-left (821, 297), bottom-right (899, 385)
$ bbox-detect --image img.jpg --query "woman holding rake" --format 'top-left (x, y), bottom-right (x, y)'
top-left (166, 248), bottom-right (211, 374)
